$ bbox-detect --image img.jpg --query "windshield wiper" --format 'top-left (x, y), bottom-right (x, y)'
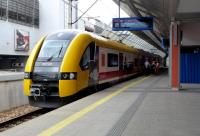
top-left (57, 45), bottom-right (63, 58)
top-left (47, 45), bottom-right (63, 61)
top-left (47, 54), bottom-right (54, 62)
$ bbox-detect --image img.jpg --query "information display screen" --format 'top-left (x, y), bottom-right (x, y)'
top-left (112, 17), bottom-right (153, 31)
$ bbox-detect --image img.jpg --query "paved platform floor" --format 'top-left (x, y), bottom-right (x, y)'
top-left (1, 72), bottom-right (200, 136)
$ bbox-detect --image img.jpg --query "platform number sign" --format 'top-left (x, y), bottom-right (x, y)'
top-left (112, 17), bottom-right (153, 31)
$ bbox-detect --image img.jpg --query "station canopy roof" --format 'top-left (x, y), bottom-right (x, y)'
top-left (66, 0), bottom-right (200, 56)
top-left (66, 0), bottom-right (200, 57)
top-left (112, 0), bottom-right (200, 54)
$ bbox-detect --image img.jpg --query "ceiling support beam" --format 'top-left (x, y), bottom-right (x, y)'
top-left (125, 0), bottom-right (141, 16)
top-left (136, 7), bottom-right (156, 17)
top-left (121, 0), bottom-right (158, 17)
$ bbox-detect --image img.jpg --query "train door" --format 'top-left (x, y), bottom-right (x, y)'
top-left (89, 42), bottom-right (99, 86)
top-left (119, 53), bottom-right (124, 76)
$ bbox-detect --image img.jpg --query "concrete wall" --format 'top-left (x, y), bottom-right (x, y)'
top-left (0, 0), bottom-right (67, 56)
top-left (0, 20), bottom-right (40, 56)
top-left (0, 72), bottom-right (27, 112)
top-left (182, 22), bottom-right (200, 46)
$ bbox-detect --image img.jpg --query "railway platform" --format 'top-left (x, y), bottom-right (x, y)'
top-left (0, 71), bottom-right (27, 112)
top-left (1, 72), bottom-right (200, 136)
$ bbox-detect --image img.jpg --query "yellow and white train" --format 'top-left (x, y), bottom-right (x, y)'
top-left (24, 30), bottom-right (160, 108)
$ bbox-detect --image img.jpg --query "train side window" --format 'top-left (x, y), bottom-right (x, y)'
top-left (135, 58), bottom-right (138, 66)
top-left (107, 53), bottom-right (118, 67)
top-left (101, 54), bottom-right (105, 67)
top-left (80, 47), bottom-right (90, 70)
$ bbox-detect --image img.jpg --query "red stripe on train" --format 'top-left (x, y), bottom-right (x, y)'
top-left (99, 69), bottom-right (139, 80)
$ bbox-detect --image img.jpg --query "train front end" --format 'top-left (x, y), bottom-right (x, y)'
top-left (24, 31), bottom-right (79, 108)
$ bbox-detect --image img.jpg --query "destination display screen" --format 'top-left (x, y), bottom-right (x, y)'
top-left (112, 17), bottom-right (153, 31)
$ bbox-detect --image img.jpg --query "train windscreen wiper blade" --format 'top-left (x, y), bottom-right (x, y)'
top-left (47, 45), bottom-right (63, 61)
top-left (57, 45), bottom-right (63, 58)
top-left (47, 55), bottom-right (54, 62)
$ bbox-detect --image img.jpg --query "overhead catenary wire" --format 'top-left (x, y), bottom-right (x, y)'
top-left (63, 0), bottom-right (100, 21)
top-left (69, 0), bottom-right (99, 24)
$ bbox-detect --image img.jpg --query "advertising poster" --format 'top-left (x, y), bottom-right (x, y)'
top-left (15, 29), bottom-right (29, 51)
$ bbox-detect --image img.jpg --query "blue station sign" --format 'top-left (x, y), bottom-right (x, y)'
top-left (112, 17), bottom-right (153, 31)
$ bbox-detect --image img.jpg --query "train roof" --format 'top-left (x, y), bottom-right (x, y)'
top-left (79, 31), bottom-right (139, 54)
top-left (47, 29), bottom-right (160, 56)
top-left (48, 29), bottom-right (139, 54)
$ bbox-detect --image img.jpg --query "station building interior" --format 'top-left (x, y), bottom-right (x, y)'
top-left (0, 0), bottom-right (200, 135)
top-left (0, 0), bottom-right (199, 88)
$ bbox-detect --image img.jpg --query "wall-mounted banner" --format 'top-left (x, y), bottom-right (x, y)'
top-left (112, 17), bottom-right (153, 31)
top-left (15, 29), bottom-right (29, 51)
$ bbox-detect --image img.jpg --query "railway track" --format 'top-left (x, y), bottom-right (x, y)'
top-left (0, 108), bottom-right (53, 132)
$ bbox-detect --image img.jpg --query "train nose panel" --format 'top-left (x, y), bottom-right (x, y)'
top-left (59, 80), bottom-right (77, 97)
top-left (32, 72), bottom-right (59, 82)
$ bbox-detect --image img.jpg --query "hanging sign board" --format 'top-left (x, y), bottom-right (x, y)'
top-left (112, 17), bottom-right (153, 31)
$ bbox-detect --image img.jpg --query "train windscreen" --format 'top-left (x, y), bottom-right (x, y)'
top-left (37, 40), bottom-right (70, 61)
top-left (36, 31), bottom-right (78, 61)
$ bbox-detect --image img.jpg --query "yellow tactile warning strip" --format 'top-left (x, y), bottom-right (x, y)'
top-left (38, 76), bottom-right (150, 136)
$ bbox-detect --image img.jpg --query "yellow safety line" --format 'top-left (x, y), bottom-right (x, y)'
top-left (38, 76), bottom-right (150, 136)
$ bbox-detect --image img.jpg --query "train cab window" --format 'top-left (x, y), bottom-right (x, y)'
top-left (107, 53), bottom-right (118, 67)
top-left (89, 42), bottom-right (96, 61)
top-left (80, 47), bottom-right (90, 70)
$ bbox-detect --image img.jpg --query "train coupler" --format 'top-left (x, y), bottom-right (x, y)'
top-left (30, 84), bottom-right (49, 97)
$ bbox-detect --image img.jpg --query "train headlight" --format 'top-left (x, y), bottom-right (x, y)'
top-left (60, 72), bottom-right (77, 80)
top-left (69, 73), bottom-right (75, 80)
top-left (24, 72), bottom-right (31, 79)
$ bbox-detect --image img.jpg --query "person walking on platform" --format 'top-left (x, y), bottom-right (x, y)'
top-left (155, 61), bottom-right (160, 74)
top-left (144, 59), bottom-right (150, 75)
top-left (151, 60), bottom-right (156, 74)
